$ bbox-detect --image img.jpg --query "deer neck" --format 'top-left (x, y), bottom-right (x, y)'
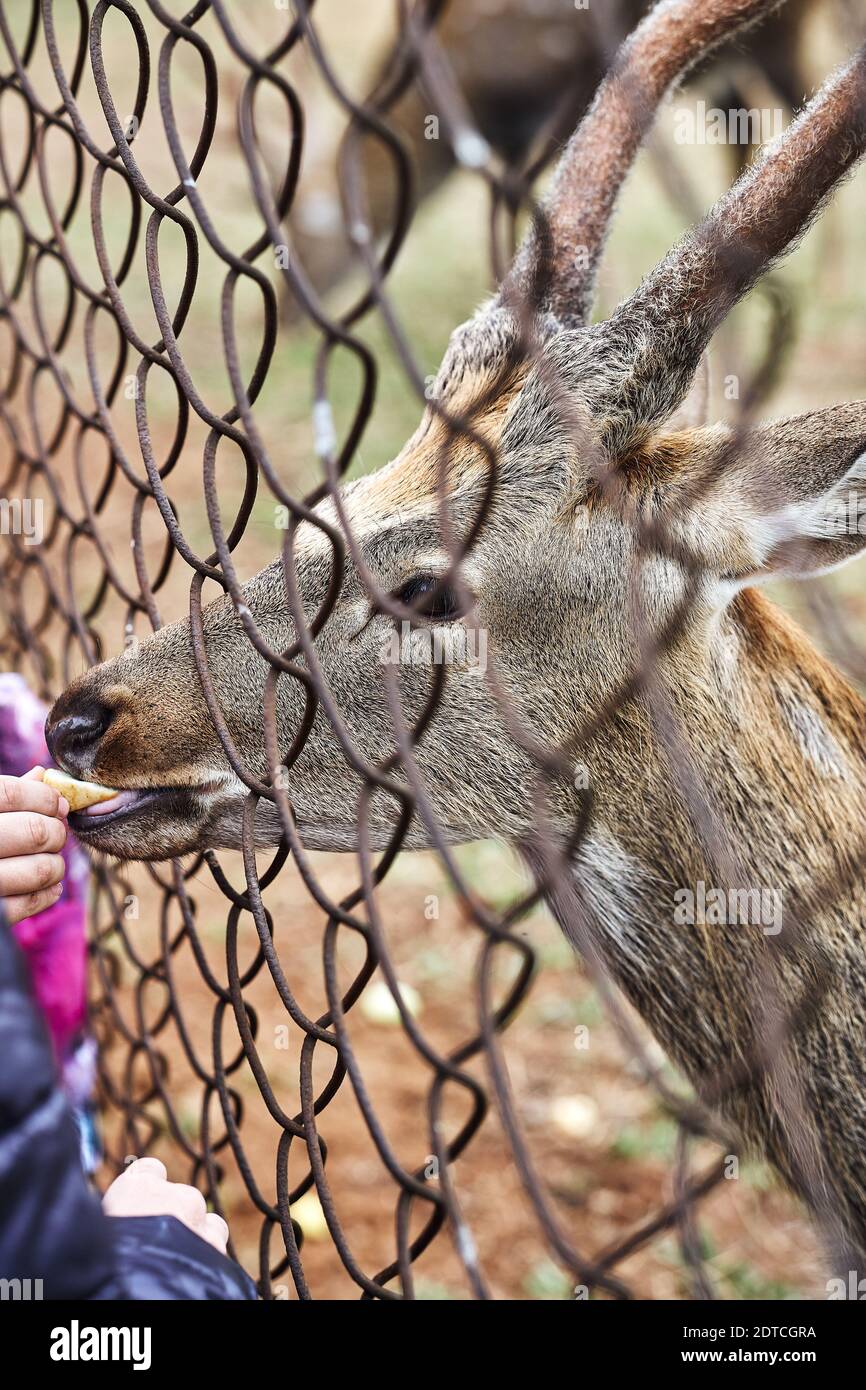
top-left (543, 587), bottom-right (866, 1169)
top-left (671, 586), bottom-right (866, 882)
top-left (579, 586), bottom-right (866, 910)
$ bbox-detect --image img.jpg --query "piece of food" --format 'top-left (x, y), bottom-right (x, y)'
top-left (43, 767), bottom-right (119, 811)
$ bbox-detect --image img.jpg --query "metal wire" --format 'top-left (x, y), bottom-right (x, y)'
top-left (0, 0), bottom-right (861, 1300)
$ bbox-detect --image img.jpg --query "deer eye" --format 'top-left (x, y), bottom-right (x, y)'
top-left (393, 573), bottom-right (465, 621)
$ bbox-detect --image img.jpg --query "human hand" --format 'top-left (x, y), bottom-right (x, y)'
top-left (0, 767), bottom-right (69, 926)
top-left (102, 1158), bottom-right (230, 1253)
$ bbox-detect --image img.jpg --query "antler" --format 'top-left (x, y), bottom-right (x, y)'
top-left (503, 0), bottom-right (787, 326)
top-left (600, 41), bottom-right (866, 455)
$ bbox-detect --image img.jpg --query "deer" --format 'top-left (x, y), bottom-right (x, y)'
top-left (43, 0), bottom-right (866, 1274)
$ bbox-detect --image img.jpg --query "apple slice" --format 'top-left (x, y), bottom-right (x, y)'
top-left (43, 768), bottom-right (119, 812)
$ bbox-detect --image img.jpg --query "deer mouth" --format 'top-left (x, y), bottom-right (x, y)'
top-left (67, 782), bottom-right (210, 846)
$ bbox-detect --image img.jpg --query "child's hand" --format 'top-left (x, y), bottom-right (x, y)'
top-left (102, 1158), bottom-right (230, 1253)
top-left (0, 768), bottom-right (69, 926)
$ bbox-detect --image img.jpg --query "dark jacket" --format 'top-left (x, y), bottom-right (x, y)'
top-left (0, 904), bottom-right (256, 1301)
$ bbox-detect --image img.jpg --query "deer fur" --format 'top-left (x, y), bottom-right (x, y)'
top-left (46, 0), bottom-right (866, 1268)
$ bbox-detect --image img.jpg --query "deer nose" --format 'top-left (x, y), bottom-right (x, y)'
top-left (45, 702), bottom-right (115, 777)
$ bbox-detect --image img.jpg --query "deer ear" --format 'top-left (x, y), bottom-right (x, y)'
top-left (667, 404), bottom-right (866, 583)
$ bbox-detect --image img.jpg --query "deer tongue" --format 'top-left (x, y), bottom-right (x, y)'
top-left (77, 788), bottom-right (141, 818)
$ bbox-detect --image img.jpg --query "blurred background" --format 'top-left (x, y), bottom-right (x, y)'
top-left (2, 0), bottom-right (866, 1298)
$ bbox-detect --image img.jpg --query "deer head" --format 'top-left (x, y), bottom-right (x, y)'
top-left (46, 0), bottom-right (866, 868)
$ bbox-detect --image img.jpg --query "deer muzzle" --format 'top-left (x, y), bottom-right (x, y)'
top-left (43, 655), bottom-right (241, 860)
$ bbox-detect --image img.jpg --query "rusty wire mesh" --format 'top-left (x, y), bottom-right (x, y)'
top-left (0, 0), bottom-right (864, 1301)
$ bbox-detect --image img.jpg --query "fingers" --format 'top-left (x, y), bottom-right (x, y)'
top-left (128, 1156), bottom-right (167, 1181)
top-left (170, 1182), bottom-right (208, 1226)
top-left (202, 1212), bottom-right (229, 1254)
top-left (0, 774), bottom-right (70, 926)
top-left (102, 1158), bottom-right (169, 1216)
top-left (0, 804), bottom-right (68, 858)
top-left (4, 881), bottom-right (64, 926)
top-left (0, 771), bottom-right (69, 821)
top-left (102, 1158), bottom-right (230, 1252)
top-left (0, 811), bottom-right (67, 859)
top-left (0, 853), bottom-right (65, 898)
